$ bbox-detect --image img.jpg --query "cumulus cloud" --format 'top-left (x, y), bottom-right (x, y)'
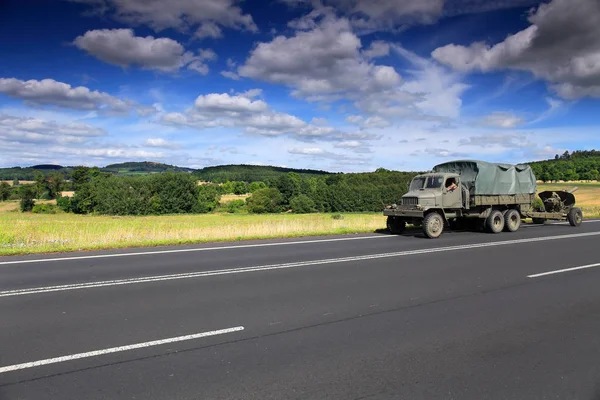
top-left (68, 0), bottom-right (257, 37)
top-left (0, 78), bottom-right (154, 115)
top-left (0, 114), bottom-right (106, 145)
top-left (74, 29), bottom-right (216, 74)
top-left (432, 0), bottom-right (600, 98)
top-left (238, 14), bottom-right (402, 99)
top-left (144, 138), bottom-right (182, 149)
top-left (459, 133), bottom-right (534, 149)
top-left (161, 92), bottom-right (379, 143)
top-left (479, 112), bottom-right (525, 129)
top-left (345, 115), bottom-right (391, 129)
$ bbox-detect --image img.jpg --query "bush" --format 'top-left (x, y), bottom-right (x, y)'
top-left (0, 182), bottom-right (10, 201)
top-left (289, 194), bottom-right (316, 214)
top-left (225, 199), bottom-right (246, 213)
top-left (19, 186), bottom-right (36, 212)
top-left (331, 213), bottom-right (344, 220)
top-left (195, 184), bottom-right (222, 213)
top-left (246, 188), bottom-right (283, 214)
top-left (56, 196), bottom-right (72, 213)
top-left (32, 203), bottom-right (58, 214)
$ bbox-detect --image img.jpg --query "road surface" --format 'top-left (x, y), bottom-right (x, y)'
top-left (1, 221), bottom-right (600, 399)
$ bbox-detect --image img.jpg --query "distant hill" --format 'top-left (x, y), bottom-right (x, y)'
top-left (194, 164), bottom-right (334, 183)
top-left (102, 162), bottom-right (195, 175)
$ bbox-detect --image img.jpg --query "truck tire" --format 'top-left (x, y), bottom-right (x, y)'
top-left (387, 216), bottom-right (406, 234)
top-left (486, 210), bottom-right (505, 233)
top-left (567, 207), bottom-right (583, 227)
top-left (504, 209), bottom-right (521, 232)
top-left (423, 212), bottom-right (444, 239)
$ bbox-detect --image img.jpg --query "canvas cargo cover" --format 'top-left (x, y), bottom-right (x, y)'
top-left (432, 160), bottom-right (537, 195)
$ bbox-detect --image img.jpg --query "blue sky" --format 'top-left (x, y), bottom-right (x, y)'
top-left (1, 0), bottom-right (599, 172)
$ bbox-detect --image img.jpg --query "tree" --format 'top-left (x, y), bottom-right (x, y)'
top-left (0, 182), bottom-right (10, 201)
top-left (246, 188), bottom-right (283, 214)
top-left (290, 194), bottom-right (316, 214)
top-left (48, 172), bottom-right (64, 199)
top-left (19, 185), bottom-right (36, 212)
top-left (71, 166), bottom-right (91, 190)
top-left (249, 181), bottom-right (266, 192)
top-left (12, 178), bottom-right (19, 187)
top-left (33, 171), bottom-right (47, 199)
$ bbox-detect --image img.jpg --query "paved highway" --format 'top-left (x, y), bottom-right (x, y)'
top-left (1, 221), bottom-right (600, 399)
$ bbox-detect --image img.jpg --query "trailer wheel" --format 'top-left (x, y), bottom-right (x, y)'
top-left (486, 210), bottom-right (505, 233)
top-left (423, 212), bottom-right (444, 239)
top-left (567, 207), bottom-right (583, 227)
top-left (387, 216), bottom-right (406, 234)
top-left (504, 209), bottom-right (521, 232)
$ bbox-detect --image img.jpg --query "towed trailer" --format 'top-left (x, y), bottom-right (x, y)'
top-left (383, 160), bottom-right (583, 239)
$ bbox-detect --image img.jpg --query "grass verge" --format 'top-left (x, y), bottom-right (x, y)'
top-left (0, 212), bottom-right (385, 256)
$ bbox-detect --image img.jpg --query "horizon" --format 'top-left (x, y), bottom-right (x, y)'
top-left (1, 0), bottom-right (600, 172)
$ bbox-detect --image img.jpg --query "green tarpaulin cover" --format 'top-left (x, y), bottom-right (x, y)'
top-left (432, 160), bottom-right (537, 195)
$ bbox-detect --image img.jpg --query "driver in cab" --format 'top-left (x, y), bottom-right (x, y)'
top-left (446, 178), bottom-right (458, 192)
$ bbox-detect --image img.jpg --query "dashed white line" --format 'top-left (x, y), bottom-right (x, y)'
top-left (0, 235), bottom-right (392, 266)
top-left (0, 326), bottom-right (244, 374)
top-left (2, 231), bottom-right (600, 298)
top-left (527, 263), bottom-right (600, 278)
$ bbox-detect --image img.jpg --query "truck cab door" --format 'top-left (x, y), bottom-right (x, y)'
top-left (443, 177), bottom-right (462, 208)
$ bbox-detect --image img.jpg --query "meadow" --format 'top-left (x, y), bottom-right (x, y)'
top-left (0, 182), bottom-right (598, 256)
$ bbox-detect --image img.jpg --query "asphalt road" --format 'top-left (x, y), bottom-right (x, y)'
top-left (1, 220), bottom-right (600, 400)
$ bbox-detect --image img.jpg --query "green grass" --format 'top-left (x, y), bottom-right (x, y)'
top-left (0, 212), bottom-right (386, 256)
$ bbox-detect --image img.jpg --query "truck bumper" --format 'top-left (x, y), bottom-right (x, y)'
top-left (383, 208), bottom-right (425, 219)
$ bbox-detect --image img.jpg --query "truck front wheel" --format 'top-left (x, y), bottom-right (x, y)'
top-left (387, 216), bottom-right (406, 234)
top-left (423, 212), bottom-right (444, 239)
top-left (486, 210), bottom-right (505, 233)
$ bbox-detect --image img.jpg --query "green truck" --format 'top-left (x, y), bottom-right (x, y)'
top-left (383, 160), bottom-right (583, 239)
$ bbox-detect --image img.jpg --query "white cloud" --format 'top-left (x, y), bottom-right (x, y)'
top-left (432, 0), bottom-right (600, 99)
top-left (68, 0), bottom-right (257, 37)
top-left (362, 40), bottom-right (390, 59)
top-left (238, 14), bottom-right (402, 99)
top-left (479, 112), bottom-right (525, 129)
top-left (0, 114), bottom-right (106, 147)
top-left (160, 92), bottom-right (381, 144)
top-left (221, 71), bottom-right (240, 80)
top-left (0, 78), bottom-right (154, 116)
top-left (144, 138), bottom-right (182, 149)
top-left (74, 29), bottom-right (216, 74)
top-left (288, 147), bottom-right (326, 155)
top-left (311, 117), bottom-right (328, 126)
top-left (459, 133), bottom-right (534, 149)
top-left (194, 93), bottom-right (268, 113)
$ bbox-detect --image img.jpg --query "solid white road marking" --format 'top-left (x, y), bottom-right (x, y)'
top-left (527, 263), bottom-right (600, 278)
top-left (0, 326), bottom-right (244, 374)
top-left (3, 231), bottom-right (600, 298)
top-left (0, 235), bottom-right (392, 266)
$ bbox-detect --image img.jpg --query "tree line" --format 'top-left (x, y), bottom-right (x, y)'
top-left (3, 166), bottom-right (416, 216)
top-left (529, 150), bottom-right (600, 182)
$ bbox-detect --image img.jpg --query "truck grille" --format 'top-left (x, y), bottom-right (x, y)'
top-left (402, 197), bottom-right (419, 206)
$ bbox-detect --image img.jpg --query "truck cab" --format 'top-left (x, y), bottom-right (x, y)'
top-left (383, 172), bottom-right (464, 238)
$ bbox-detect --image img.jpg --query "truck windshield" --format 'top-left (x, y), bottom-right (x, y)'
top-left (424, 175), bottom-right (444, 189)
top-left (409, 177), bottom-right (426, 191)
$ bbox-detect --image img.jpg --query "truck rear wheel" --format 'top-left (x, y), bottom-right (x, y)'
top-left (423, 212), bottom-right (444, 239)
top-left (387, 216), bottom-right (406, 234)
top-left (504, 209), bottom-right (521, 232)
top-left (567, 207), bottom-right (583, 227)
top-left (486, 210), bottom-right (505, 233)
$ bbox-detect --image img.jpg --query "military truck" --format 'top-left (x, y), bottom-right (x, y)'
top-left (383, 160), bottom-right (583, 239)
